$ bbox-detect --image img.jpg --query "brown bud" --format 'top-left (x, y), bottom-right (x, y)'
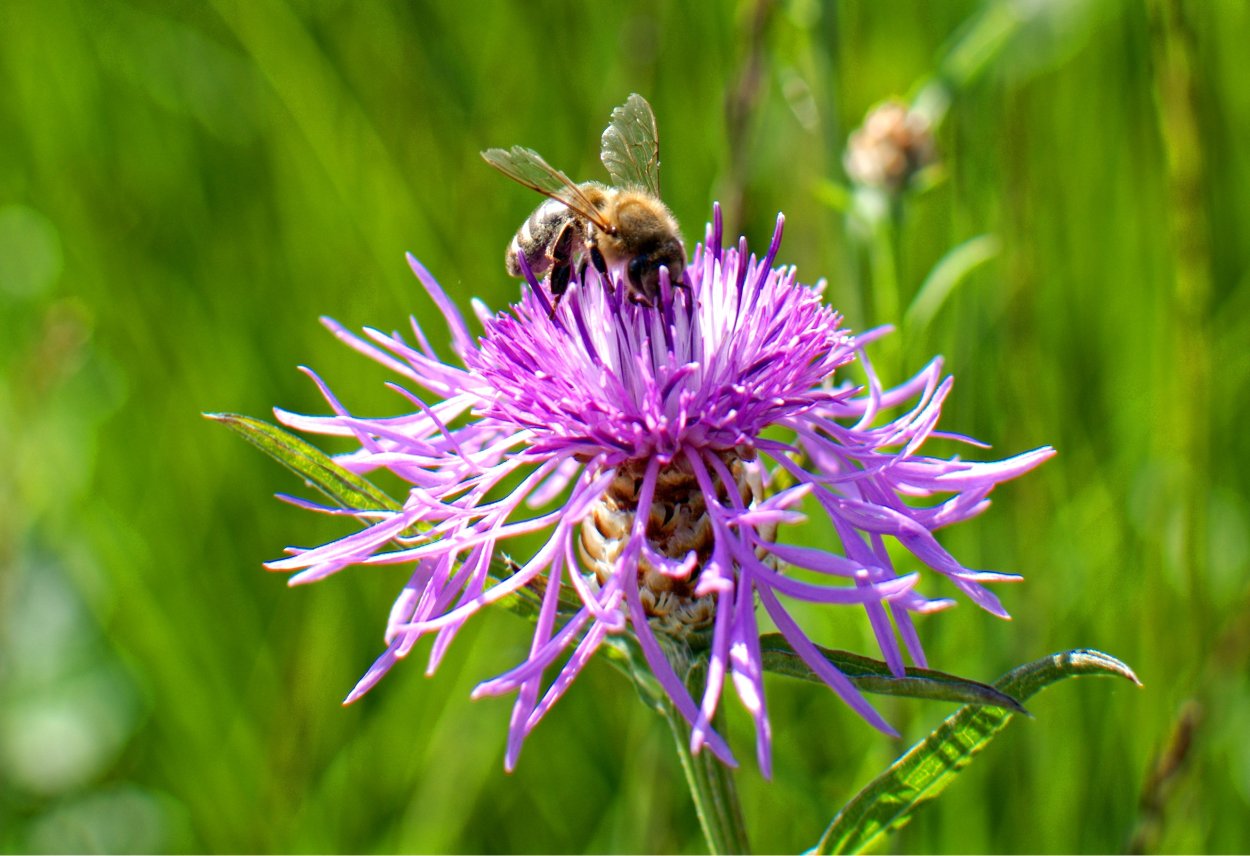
top-left (844, 100), bottom-right (937, 193)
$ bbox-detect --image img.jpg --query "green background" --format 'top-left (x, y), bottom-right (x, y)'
top-left (2, 0), bottom-right (1246, 852)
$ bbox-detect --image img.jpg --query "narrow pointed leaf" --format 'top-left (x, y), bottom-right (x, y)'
top-left (209, 412), bottom-right (559, 624)
top-left (206, 412), bottom-right (400, 512)
top-left (760, 633), bottom-right (1026, 713)
top-left (485, 583), bottom-right (546, 620)
top-left (483, 555), bottom-right (581, 621)
top-left (904, 233), bottom-right (999, 333)
top-left (814, 649), bottom-right (1140, 855)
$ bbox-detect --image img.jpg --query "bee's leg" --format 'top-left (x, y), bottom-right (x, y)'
top-left (589, 245), bottom-right (609, 279)
top-left (547, 220), bottom-right (579, 318)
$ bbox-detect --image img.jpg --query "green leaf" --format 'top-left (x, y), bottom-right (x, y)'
top-left (207, 412), bottom-right (565, 624)
top-left (602, 633), bottom-right (664, 711)
top-left (903, 233), bottom-right (1000, 333)
top-left (759, 634), bottom-right (1026, 713)
top-left (813, 649), bottom-right (1140, 855)
top-left (205, 412), bottom-right (400, 512)
top-left (481, 556), bottom-right (544, 621)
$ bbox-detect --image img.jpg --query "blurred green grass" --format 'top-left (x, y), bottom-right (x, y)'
top-left (2, 0), bottom-right (1247, 852)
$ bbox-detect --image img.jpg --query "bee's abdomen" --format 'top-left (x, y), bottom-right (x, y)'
top-left (505, 197), bottom-right (573, 278)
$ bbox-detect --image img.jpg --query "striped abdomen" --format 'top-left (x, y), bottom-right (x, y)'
top-left (505, 196), bottom-right (577, 278)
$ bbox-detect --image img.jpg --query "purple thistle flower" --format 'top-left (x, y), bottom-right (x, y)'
top-left (267, 205), bottom-right (1053, 775)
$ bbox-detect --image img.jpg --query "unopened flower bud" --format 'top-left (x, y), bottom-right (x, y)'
top-left (844, 99), bottom-right (937, 193)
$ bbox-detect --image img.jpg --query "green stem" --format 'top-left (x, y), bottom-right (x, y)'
top-left (862, 191), bottom-right (904, 379)
top-left (868, 203), bottom-right (900, 329)
top-left (1146, 0), bottom-right (1212, 650)
top-left (661, 696), bottom-right (751, 855)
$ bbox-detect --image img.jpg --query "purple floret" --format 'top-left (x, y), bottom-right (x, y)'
top-left (267, 204), bottom-right (1053, 774)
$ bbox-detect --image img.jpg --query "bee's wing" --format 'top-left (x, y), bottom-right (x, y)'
top-left (481, 145), bottom-right (612, 232)
top-left (600, 93), bottom-right (661, 196)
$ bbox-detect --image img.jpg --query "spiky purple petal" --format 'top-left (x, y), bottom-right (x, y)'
top-left (270, 205), bottom-right (1053, 773)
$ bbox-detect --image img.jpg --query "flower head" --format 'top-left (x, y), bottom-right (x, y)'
top-left (269, 205), bottom-right (1052, 774)
top-left (845, 99), bottom-right (937, 193)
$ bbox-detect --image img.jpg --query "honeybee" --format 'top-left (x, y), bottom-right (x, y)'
top-left (482, 94), bottom-right (686, 312)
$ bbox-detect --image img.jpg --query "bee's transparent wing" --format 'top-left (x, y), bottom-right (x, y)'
top-left (481, 145), bottom-right (610, 230)
top-left (600, 93), bottom-right (661, 195)
top-left (482, 145), bottom-right (573, 195)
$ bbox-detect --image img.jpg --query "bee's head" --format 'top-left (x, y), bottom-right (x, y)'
top-left (604, 192), bottom-right (687, 304)
top-left (626, 239), bottom-right (686, 304)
